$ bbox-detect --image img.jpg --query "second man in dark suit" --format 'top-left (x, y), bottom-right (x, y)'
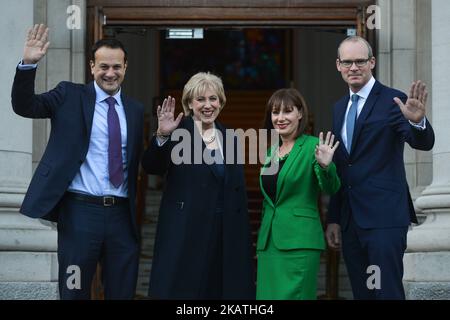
top-left (326, 36), bottom-right (434, 299)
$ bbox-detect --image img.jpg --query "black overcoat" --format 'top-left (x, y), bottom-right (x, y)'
top-left (142, 116), bottom-right (255, 299)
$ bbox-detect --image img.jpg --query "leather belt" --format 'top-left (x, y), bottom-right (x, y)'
top-left (65, 192), bottom-right (128, 207)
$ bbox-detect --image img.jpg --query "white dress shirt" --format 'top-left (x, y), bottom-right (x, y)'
top-left (18, 61), bottom-right (130, 196)
top-left (68, 82), bottom-right (128, 197)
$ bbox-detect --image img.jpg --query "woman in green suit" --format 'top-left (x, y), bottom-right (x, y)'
top-left (257, 88), bottom-right (341, 300)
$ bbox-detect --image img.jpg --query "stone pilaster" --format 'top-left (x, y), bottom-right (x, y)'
top-left (403, 0), bottom-right (450, 299)
top-left (377, 0), bottom-right (433, 224)
top-left (0, 0), bottom-right (58, 299)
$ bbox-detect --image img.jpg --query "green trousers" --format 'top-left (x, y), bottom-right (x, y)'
top-left (256, 233), bottom-right (322, 300)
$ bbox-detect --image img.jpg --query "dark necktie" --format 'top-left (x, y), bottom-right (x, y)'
top-left (105, 96), bottom-right (124, 188)
top-left (346, 93), bottom-right (359, 153)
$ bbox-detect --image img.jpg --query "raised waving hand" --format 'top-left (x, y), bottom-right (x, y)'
top-left (315, 131), bottom-right (339, 169)
top-left (23, 24), bottom-right (50, 64)
top-left (394, 81), bottom-right (428, 123)
top-left (156, 96), bottom-right (183, 136)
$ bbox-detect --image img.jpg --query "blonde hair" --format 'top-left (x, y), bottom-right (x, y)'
top-left (181, 72), bottom-right (226, 116)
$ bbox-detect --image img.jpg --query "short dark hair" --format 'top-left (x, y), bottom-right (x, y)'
top-left (91, 38), bottom-right (127, 63)
top-left (263, 88), bottom-right (309, 138)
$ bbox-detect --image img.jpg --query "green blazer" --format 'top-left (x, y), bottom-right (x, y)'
top-left (257, 134), bottom-right (341, 251)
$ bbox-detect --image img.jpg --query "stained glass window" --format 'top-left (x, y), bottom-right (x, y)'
top-left (160, 29), bottom-right (288, 90)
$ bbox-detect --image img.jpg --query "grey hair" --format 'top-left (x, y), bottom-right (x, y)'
top-left (337, 36), bottom-right (373, 59)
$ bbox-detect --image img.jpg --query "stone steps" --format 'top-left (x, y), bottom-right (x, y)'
top-left (0, 252), bottom-right (59, 299)
top-left (135, 190), bottom-right (161, 297)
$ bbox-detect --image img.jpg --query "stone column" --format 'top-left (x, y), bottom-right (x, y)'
top-left (33, 0), bottom-right (86, 171)
top-left (377, 0), bottom-right (433, 225)
top-left (0, 0), bottom-right (58, 299)
top-left (403, 0), bottom-right (450, 299)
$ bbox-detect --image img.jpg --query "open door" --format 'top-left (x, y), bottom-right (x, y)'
top-left (86, 0), bottom-right (375, 300)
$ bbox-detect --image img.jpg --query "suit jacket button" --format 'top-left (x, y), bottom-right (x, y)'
top-left (348, 185), bottom-right (352, 189)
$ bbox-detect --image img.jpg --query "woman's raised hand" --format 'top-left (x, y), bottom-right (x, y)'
top-left (315, 131), bottom-right (339, 169)
top-left (156, 96), bottom-right (183, 136)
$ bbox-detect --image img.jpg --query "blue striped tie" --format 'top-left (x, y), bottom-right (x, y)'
top-left (346, 94), bottom-right (359, 153)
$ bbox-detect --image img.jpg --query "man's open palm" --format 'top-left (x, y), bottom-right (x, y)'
top-left (394, 81), bottom-right (428, 123)
top-left (23, 24), bottom-right (50, 64)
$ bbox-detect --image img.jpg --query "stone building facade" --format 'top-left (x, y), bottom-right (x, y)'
top-left (0, 0), bottom-right (448, 299)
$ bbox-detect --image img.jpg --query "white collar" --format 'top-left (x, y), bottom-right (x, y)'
top-left (94, 81), bottom-right (122, 104)
top-left (348, 76), bottom-right (376, 100)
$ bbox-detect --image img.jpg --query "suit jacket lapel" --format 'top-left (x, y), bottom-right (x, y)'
top-left (82, 82), bottom-right (96, 140)
top-left (275, 134), bottom-right (307, 205)
top-left (350, 80), bottom-right (382, 153)
top-left (82, 84), bottom-right (138, 167)
top-left (121, 94), bottom-right (136, 166)
top-left (259, 144), bottom-right (277, 208)
top-left (335, 97), bottom-right (350, 159)
top-left (259, 176), bottom-right (274, 208)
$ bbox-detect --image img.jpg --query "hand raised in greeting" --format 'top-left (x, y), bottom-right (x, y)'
top-left (23, 24), bottom-right (50, 65)
top-left (156, 96), bottom-right (183, 136)
top-left (394, 81), bottom-right (428, 123)
top-left (315, 131), bottom-right (339, 169)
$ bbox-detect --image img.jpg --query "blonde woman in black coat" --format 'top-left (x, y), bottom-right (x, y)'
top-left (142, 72), bottom-right (255, 299)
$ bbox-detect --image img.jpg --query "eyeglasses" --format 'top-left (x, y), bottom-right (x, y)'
top-left (338, 58), bottom-right (371, 68)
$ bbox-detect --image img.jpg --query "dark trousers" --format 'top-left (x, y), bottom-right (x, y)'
top-left (341, 215), bottom-right (408, 300)
top-left (57, 194), bottom-right (139, 300)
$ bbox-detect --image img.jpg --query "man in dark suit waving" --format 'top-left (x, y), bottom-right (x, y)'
top-left (326, 36), bottom-right (434, 299)
top-left (11, 24), bottom-right (144, 299)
